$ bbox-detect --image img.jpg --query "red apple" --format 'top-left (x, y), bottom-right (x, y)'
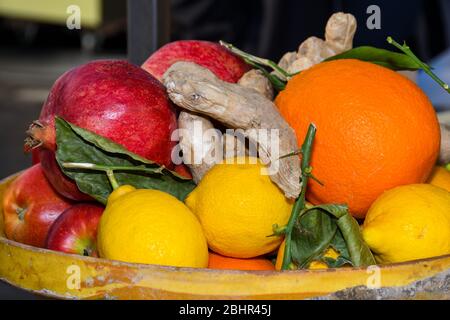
top-left (46, 204), bottom-right (104, 257)
top-left (26, 60), bottom-right (178, 200)
top-left (2, 164), bottom-right (73, 247)
top-left (142, 40), bottom-right (250, 83)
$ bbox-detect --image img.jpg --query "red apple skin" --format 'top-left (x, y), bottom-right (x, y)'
top-left (142, 40), bottom-right (250, 83)
top-left (46, 204), bottom-right (104, 257)
top-left (2, 164), bottom-right (73, 248)
top-left (28, 60), bottom-right (178, 200)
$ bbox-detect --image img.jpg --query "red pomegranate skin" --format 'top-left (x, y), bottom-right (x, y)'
top-left (39, 148), bottom-right (92, 201)
top-left (142, 40), bottom-right (250, 83)
top-left (30, 60), bottom-right (178, 200)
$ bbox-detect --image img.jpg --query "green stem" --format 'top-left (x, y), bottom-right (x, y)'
top-left (62, 162), bottom-right (163, 190)
top-left (106, 170), bottom-right (119, 190)
top-left (281, 124), bottom-right (317, 270)
top-left (220, 40), bottom-right (298, 81)
top-left (63, 162), bottom-right (163, 174)
top-left (387, 36), bottom-right (450, 93)
top-left (244, 58), bottom-right (287, 91)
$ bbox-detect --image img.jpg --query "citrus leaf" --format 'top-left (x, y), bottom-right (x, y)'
top-left (336, 213), bottom-right (376, 267)
top-left (290, 209), bottom-right (338, 269)
top-left (325, 46), bottom-right (421, 71)
top-left (323, 229), bottom-right (353, 268)
top-left (310, 204), bottom-right (375, 267)
top-left (322, 255), bottom-right (352, 268)
top-left (55, 117), bottom-right (196, 204)
top-left (290, 204), bottom-right (376, 269)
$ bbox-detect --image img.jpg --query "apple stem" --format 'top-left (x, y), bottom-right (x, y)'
top-left (15, 207), bottom-right (27, 221)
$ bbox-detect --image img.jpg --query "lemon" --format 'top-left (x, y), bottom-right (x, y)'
top-left (275, 240), bottom-right (340, 270)
top-left (98, 186), bottom-right (208, 268)
top-left (362, 184), bottom-right (450, 264)
top-left (185, 157), bottom-right (293, 258)
top-left (427, 166), bottom-right (450, 192)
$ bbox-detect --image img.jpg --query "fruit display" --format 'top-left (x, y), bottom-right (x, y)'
top-left (1, 11), bottom-right (450, 299)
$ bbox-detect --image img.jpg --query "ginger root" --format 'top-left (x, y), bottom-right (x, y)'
top-left (178, 111), bottom-right (218, 183)
top-left (164, 62), bottom-right (301, 198)
top-left (325, 12), bottom-right (357, 53)
top-left (277, 12), bottom-right (357, 75)
top-left (238, 69), bottom-right (274, 100)
top-left (178, 111), bottom-right (249, 183)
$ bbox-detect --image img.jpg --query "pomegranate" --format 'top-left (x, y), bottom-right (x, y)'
top-left (142, 40), bottom-right (250, 83)
top-left (26, 60), bottom-right (178, 200)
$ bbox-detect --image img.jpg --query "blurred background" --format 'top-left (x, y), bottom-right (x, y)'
top-left (0, 0), bottom-right (449, 298)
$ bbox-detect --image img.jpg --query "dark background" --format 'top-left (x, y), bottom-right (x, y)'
top-left (0, 0), bottom-right (449, 299)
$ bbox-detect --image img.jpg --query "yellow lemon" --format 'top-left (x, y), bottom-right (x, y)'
top-left (275, 240), bottom-right (340, 270)
top-left (362, 184), bottom-right (450, 264)
top-left (98, 185), bottom-right (208, 268)
top-left (185, 157), bottom-right (292, 258)
top-left (427, 166), bottom-right (450, 192)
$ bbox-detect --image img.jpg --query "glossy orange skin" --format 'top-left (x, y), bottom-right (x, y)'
top-left (2, 164), bottom-right (73, 247)
top-left (275, 59), bottom-right (440, 218)
top-left (208, 252), bottom-right (275, 271)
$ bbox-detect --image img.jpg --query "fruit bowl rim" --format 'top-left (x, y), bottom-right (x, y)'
top-left (1, 233), bottom-right (450, 274)
top-left (1, 171), bottom-right (449, 275)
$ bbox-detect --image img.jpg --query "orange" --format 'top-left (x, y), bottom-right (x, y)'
top-left (208, 252), bottom-right (275, 271)
top-left (275, 59), bottom-right (440, 218)
top-left (427, 166), bottom-right (450, 192)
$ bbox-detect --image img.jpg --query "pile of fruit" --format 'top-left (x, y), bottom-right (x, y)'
top-left (2, 13), bottom-right (450, 272)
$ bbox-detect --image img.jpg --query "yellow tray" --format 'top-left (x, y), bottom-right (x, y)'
top-left (0, 172), bottom-right (449, 300)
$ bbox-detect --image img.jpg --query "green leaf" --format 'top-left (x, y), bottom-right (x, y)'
top-left (329, 229), bottom-right (351, 260)
top-left (322, 255), bottom-right (352, 269)
top-left (290, 208), bottom-right (338, 269)
top-left (325, 46), bottom-right (421, 71)
top-left (336, 213), bottom-right (376, 267)
top-left (323, 229), bottom-right (353, 268)
top-left (289, 204), bottom-right (376, 269)
top-left (55, 117), bottom-right (196, 204)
